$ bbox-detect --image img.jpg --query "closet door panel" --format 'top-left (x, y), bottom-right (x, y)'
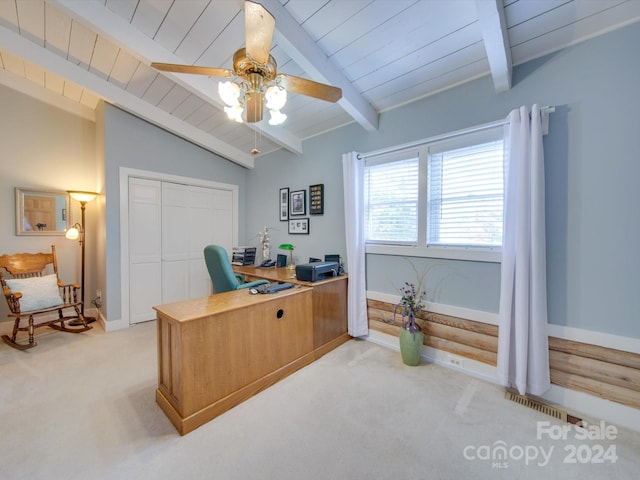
top-left (211, 189), bottom-right (234, 251)
top-left (129, 178), bottom-right (162, 323)
top-left (130, 263), bottom-right (162, 323)
top-left (129, 178), bottom-right (161, 264)
top-left (162, 182), bottom-right (190, 302)
top-left (162, 259), bottom-right (189, 304)
top-left (128, 176), bottom-right (236, 324)
top-left (162, 183), bottom-right (189, 262)
top-left (189, 186), bottom-right (217, 298)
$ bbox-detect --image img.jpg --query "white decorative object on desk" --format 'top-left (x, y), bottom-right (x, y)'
top-left (258, 226), bottom-right (272, 262)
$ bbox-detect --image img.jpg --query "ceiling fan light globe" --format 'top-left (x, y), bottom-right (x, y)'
top-left (268, 109), bottom-right (287, 125)
top-left (219, 81), bottom-right (241, 106)
top-left (224, 104), bottom-right (244, 123)
top-left (265, 85), bottom-right (287, 110)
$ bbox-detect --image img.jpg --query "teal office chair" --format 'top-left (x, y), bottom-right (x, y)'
top-left (204, 245), bottom-right (268, 293)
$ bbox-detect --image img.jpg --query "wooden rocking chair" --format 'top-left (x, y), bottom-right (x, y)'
top-left (0, 245), bottom-right (92, 350)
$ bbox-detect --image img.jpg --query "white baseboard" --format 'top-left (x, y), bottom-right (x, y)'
top-left (366, 330), bottom-right (497, 384)
top-left (82, 307), bottom-right (131, 332)
top-left (99, 315), bottom-right (130, 332)
top-left (366, 329), bottom-right (640, 433)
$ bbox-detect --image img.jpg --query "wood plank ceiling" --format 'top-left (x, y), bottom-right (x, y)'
top-left (0, 0), bottom-right (638, 168)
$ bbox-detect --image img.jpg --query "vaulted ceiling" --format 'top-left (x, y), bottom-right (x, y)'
top-left (1, 0), bottom-right (638, 168)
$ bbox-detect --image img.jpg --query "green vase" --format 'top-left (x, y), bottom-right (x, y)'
top-left (399, 326), bottom-right (424, 366)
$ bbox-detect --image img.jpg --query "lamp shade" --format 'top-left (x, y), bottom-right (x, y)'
top-left (65, 225), bottom-right (80, 240)
top-left (68, 190), bottom-right (98, 203)
top-left (278, 243), bottom-right (294, 250)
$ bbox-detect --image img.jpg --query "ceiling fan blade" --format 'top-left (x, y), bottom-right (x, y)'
top-left (151, 62), bottom-right (234, 78)
top-left (245, 91), bottom-right (264, 123)
top-left (244, 1), bottom-right (275, 65)
top-left (280, 75), bottom-right (342, 103)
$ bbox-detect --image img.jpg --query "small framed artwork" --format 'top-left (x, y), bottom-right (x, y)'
top-left (279, 187), bottom-right (289, 221)
top-left (288, 218), bottom-right (309, 234)
top-left (309, 184), bottom-right (324, 215)
top-left (290, 189), bottom-right (306, 216)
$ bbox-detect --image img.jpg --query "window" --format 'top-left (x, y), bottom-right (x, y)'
top-left (363, 123), bottom-right (505, 258)
top-left (364, 153), bottom-right (419, 243)
top-left (427, 137), bottom-right (504, 247)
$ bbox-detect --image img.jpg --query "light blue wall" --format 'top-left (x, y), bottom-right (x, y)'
top-left (248, 22), bottom-right (640, 339)
top-left (101, 104), bottom-right (248, 322)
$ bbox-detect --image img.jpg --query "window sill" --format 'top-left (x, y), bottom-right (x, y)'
top-left (365, 244), bottom-right (501, 263)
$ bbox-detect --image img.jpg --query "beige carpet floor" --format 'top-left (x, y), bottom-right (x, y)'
top-left (0, 321), bottom-right (638, 480)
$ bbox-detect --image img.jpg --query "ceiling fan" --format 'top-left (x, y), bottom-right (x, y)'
top-left (151, 1), bottom-right (342, 125)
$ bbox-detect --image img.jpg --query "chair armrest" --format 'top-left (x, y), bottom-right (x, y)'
top-left (58, 283), bottom-right (81, 304)
top-left (236, 279), bottom-right (269, 290)
top-left (3, 290), bottom-right (23, 314)
top-left (235, 273), bottom-right (246, 283)
top-left (57, 278), bottom-right (80, 289)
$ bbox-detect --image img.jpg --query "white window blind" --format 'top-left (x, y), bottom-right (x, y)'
top-left (364, 156), bottom-right (419, 244)
top-left (362, 120), bottom-right (508, 256)
top-left (427, 139), bottom-right (504, 247)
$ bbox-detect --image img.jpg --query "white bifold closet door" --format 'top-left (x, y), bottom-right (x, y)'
top-left (129, 178), bottom-right (233, 324)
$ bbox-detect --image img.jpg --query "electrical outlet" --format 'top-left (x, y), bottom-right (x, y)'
top-left (447, 354), bottom-right (464, 368)
top-left (96, 289), bottom-right (102, 301)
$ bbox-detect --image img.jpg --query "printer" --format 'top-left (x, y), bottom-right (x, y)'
top-left (295, 261), bottom-right (340, 282)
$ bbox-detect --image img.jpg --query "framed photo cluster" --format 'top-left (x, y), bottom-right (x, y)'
top-left (279, 184), bottom-right (324, 234)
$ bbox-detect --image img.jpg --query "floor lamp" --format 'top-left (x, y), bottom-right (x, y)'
top-left (65, 190), bottom-right (98, 325)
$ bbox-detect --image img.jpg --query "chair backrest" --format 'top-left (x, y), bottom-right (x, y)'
top-left (0, 245), bottom-right (62, 314)
top-left (0, 245), bottom-right (58, 280)
top-left (204, 245), bottom-right (240, 293)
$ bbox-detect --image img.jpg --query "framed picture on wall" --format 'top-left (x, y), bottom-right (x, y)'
top-left (290, 189), bottom-right (306, 216)
top-left (288, 218), bottom-right (309, 234)
top-left (309, 184), bottom-right (324, 215)
top-left (279, 187), bottom-right (289, 221)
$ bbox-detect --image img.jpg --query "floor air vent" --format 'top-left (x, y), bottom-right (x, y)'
top-left (504, 390), bottom-right (580, 424)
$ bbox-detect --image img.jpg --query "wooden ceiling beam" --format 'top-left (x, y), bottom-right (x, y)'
top-left (475, 0), bottom-right (512, 93)
top-left (258, 0), bottom-right (379, 132)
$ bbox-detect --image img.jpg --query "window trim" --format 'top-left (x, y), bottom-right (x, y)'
top-left (365, 243), bottom-right (501, 263)
top-left (361, 119), bottom-right (507, 263)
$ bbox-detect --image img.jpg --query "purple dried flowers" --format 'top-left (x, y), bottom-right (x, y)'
top-left (395, 281), bottom-right (426, 333)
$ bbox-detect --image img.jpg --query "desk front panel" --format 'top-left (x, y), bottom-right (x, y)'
top-left (234, 266), bottom-right (349, 350)
top-left (155, 288), bottom-right (313, 423)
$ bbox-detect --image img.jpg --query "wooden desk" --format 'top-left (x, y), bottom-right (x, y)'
top-left (154, 287), bottom-right (315, 435)
top-left (234, 265), bottom-right (349, 355)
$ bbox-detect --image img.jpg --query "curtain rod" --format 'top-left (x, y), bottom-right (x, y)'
top-left (359, 106), bottom-right (555, 161)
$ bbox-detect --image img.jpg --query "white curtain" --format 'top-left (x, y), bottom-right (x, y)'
top-left (497, 105), bottom-right (551, 396)
top-left (342, 151), bottom-right (368, 337)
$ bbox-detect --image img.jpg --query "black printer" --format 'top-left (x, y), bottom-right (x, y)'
top-left (295, 261), bottom-right (340, 282)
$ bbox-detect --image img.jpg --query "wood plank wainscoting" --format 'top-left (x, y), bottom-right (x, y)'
top-left (367, 299), bottom-right (640, 410)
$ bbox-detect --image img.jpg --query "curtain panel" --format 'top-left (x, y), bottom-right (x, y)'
top-left (342, 152), bottom-right (368, 337)
top-left (497, 105), bottom-right (551, 396)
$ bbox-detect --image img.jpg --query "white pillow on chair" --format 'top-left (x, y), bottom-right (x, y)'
top-left (5, 274), bottom-right (65, 312)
